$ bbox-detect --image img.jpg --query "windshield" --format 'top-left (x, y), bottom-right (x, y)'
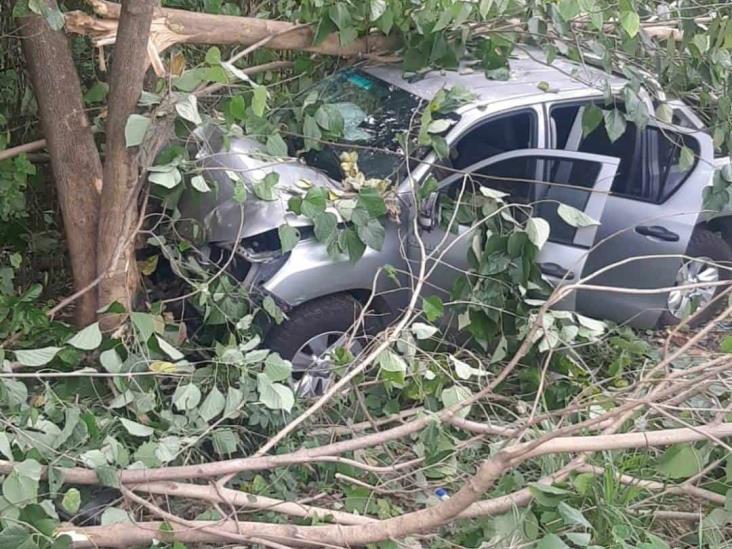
top-left (295, 69), bottom-right (424, 182)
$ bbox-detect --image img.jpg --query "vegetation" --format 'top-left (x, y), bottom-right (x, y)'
top-left (0, 0), bottom-right (732, 548)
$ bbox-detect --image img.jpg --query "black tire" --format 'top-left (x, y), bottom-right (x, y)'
top-left (658, 229), bottom-right (732, 327)
top-left (265, 293), bottom-right (382, 362)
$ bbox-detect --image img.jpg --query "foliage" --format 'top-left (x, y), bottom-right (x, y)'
top-left (2, 0), bottom-right (732, 546)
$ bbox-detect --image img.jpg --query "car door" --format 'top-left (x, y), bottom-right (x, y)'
top-left (409, 149), bottom-right (620, 315)
top-left (548, 102), bottom-right (716, 327)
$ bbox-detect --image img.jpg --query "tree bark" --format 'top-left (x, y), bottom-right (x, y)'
top-left (96, 0), bottom-right (155, 316)
top-left (18, 4), bottom-right (102, 327)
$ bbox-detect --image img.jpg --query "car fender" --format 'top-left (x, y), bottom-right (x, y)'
top-left (260, 223), bottom-right (410, 313)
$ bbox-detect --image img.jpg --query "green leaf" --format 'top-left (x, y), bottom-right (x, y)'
top-left (264, 353), bottom-right (292, 382)
top-left (302, 187), bottom-right (328, 218)
top-left (130, 312), bottom-right (156, 341)
top-left (692, 33), bottom-right (710, 54)
top-left (411, 322), bottom-right (438, 340)
top-left (67, 322), bottom-right (102, 351)
top-left (84, 81), bottom-right (109, 104)
top-left (678, 146), bottom-right (695, 172)
top-left (340, 227), bottom-right (365, 263)
top-left (199, 387), bottom-right (226, 422)
top-left (537, 534), bottom-right (570, 549)
top-left (15, 459), bottom-right (41, 481)
top-left (356, 218), bottom-right (385, 250)
top-left (278, 224), bottom-right (300, 253)
top-left (526, 217), bottom-right (550, 249)
top-left (175, 94), bottom-right (202, 125)
top-left (173, 384), bottom-right (202, 411)
top-left (356, 187), bottom-right (387, 218)
top-left (603, 109), bottom-right (627, 143)
top-left (314, 211), bottom-right (338, 242)
top-left (190, 175), bottom-right (210, 193)
top-left (100, 507), bottom-right (130, 525)
top-left (441, 386), bottom-right (472, 417)
top-left (619, 10), bottom-right (640, 38)
top-left (328, 3), bottom-right (351, 29)
top-left (205, 46), bottom-right (221, 64)
top-left (0, 526), bottom-right (35, 549)
top-left (253, 172), bottom-right (279, 201)
top-left (61, 488), bottom-right (81, 515)
top-left (252, 85), bottom-right (268, 117)
top-left (565, 532), bottom-right (591, 546)
top-left (212, 429), bottom-right (238, 456)
top-left (303, 114), bottom-right (322, 150)
top-left (119, 418), bottom-right (154, 438)
top-left (369, 0), bottom-right (387, 21)
top-left (581, 104), bottom-right (603, 137)
top-left (173, 68), bottom-right (206, 92)
top-left (558, 501), bottom-right (592, 528)
top-left (557, 0), bottom-right (580, 21)
top-left (557, 203), bottom-right (599, 227)
top-left (721, 335), bottom-right (732, 353)
top-left (423, 296), bottom-right (444, 322)
top-left (266, 133), bottom-right (288, 157)
top-left (655, 102), bottom-right (673, 124)
top-left (656, 444), bottom-right (705, 479)
top-left (257, 373), bottom-right (294, 412)
top-left (155, 436), bottom-right (181, 463)
top-left (14, 346), bottom-right (61, 366)
top-left (427, 119), bottom-right (453, 134)
top-left (378, 350), bottom-right (407, 373)
top-left (263, 296), bottom-right (284, 324)
top-left (124, 114), bottom-right (150, 147)
top-left (0, 432), bottom-right (12, 460)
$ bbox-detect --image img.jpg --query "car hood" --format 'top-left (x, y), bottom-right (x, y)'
top-left (178, 133), bottom-right (341, 243)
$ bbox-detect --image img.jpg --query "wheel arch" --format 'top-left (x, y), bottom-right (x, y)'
top-left (699, 215), bottom-right (732, 245)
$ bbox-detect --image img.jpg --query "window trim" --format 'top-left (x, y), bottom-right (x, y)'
top-left (547, 99), bottom-right (700, 205)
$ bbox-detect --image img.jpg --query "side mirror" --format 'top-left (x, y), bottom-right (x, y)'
top-left (418, 192), bottom-right (439, 231)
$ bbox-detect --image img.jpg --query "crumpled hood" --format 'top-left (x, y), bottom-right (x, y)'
top-left (178, 132), bottom-right (340, 243)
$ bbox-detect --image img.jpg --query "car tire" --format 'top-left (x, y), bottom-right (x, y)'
top-left (264, 294), bottom-right (383, 396)
top-left (658, 229), bottom-right (732, 328)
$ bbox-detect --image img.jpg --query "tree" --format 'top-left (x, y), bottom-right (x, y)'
top-left (18, 0), bottom-right (102, 326)
top-left (2, 1), bottom-right (732, 548)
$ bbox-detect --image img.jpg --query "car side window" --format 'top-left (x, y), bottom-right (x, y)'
top-left (451, 110), bottom-right (537, 171)
top-left (550, 103), bottom-right (698, 203)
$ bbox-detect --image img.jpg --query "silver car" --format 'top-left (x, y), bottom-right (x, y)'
top-left (179, 49), bottom-right (732, 394)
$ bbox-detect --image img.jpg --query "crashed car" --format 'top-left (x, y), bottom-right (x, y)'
top-left (179, 48), bottom-right (732, 396)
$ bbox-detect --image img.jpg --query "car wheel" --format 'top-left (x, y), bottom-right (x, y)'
top-left (264, 294), bottom-right (382, 398)
top-left (658, 229), bottom-right (732, 327)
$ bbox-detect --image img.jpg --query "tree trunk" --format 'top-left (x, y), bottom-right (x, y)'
top-left (96, 0), bottom-right (155, 317)
top-left (18, 3), bottom-right (102, 327)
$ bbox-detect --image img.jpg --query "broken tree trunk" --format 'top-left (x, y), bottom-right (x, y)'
top-left (65, 0), bottom-right (399, 75)
top-left (96, 0), bottom-right (155, 318)
top-left (18, 2), bottom-right (102, 327)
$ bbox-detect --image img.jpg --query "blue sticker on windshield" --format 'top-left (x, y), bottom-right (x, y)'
top-left (346, 73), bottom-right (374, 90)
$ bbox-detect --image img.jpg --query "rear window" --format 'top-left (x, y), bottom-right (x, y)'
top-left (550, 103), bottom-right (698, 203)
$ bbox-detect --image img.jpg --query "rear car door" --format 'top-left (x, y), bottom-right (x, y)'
top-left (412, 149), bottom-right (620, 313)
top-left (548, 102), bottom-right (716, 327)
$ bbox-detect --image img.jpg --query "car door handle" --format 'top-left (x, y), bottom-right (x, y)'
top-left (539, 262), bottom-right (574, 279)
top-left (635, 225), bottom-right (680, 242)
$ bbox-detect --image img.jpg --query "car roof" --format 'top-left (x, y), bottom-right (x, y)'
top-left (363, 47), bottom-right (627, 105)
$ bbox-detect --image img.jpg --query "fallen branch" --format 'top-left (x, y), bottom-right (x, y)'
top-left (65, 0), bottom-right (398, 76)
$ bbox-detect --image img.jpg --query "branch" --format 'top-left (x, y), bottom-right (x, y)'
top-left (0, 139), bottom-right (46, 162)
top-left (64, 0), bottom-right (398, 75)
